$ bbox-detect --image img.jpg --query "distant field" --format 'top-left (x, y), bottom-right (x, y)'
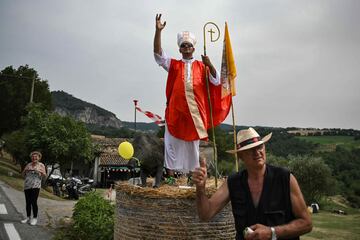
top-left (303, 211), bottom-right (360, 240)
top-left (296, 136), bottom-right (360, 151)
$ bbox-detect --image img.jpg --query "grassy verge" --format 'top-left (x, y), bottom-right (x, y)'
top-left (303, 211), bottom-right (360, 240)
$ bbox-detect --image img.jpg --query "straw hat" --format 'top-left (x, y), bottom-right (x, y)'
top-left (226, 128), bottom-right (272, 154)
top-left (177, 31), bottom-right (196, 47)
top-left (29, 151), bottom-right (42, 160)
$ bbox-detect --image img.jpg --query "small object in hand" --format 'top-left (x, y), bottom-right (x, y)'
top-left (243, 227), bottom-right (254, 237)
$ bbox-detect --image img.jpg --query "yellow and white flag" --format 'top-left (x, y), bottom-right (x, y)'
top-left (220, 22), bottom-right (237, 97)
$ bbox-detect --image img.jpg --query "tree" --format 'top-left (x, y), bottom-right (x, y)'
top-left (256, 128), bottom-right (317, 157)
top-left (266, 153), bottom-right (289, 168)
top-left (23, 104), bottom-right (94, 179)
top-left (0, 65), bottom-right (52, 136)
top-left (2, 130), bottom-right (28, 167)
top-left (4, 104), bottom-right (94, 181)
top-left (321, 146), bottom-right (360, 207)
top-left (208, 126), bottom-right (236, 176)
top-left (288, 155), bottom-right (333, 204)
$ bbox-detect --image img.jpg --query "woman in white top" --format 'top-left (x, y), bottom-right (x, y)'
top-left (20, 151), bottom-right (47, 226)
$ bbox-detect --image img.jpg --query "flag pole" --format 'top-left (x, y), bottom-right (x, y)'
top-left (203, 22), bottom-right (220, 187)
top-left (133, 100), bottom-right (138, 131)
top-left (229, 86), bottom-right (238, 172)
top-left (223, 22), bottom-right (238, 172)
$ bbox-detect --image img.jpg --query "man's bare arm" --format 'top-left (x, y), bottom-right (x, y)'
top-left (248, 174), bottom-right (312, 240)
top-left (193, 158), bottom-right (230, 221)
top-left (274, 174), bottom-right (313, 238)
top-left (154, 14), bottom-right (166, 55)
top-left (196, 182), bottom-right (230, 221)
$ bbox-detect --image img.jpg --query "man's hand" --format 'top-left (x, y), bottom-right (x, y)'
top-left (201, 55), bottom-right (217, 78)
top-left (201, 55), bottom-right (213, 68)
top-left (156, 14), bottom-right (166, 31)
top-left (192, 157), bottom-right (207, 188)
top-left (245, 224), bottom-right (272, 240)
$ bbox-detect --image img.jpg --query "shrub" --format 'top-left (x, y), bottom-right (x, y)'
top-left (266, 153), bottom-right (289, 168)
top-left (72, 192), bottom-right (114, 240)
top-left (288, 155), bottom-right (333, 204)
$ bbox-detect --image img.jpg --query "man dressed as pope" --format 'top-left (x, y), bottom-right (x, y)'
top-left (153, 14), bottom-right (229, 177)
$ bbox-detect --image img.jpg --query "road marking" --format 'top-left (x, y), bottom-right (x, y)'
top-left (4, 223), bottom-right (21, 240)
top-left (0, 203), bottom-right (8, 214)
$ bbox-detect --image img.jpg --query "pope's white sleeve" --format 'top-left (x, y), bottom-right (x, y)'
top-left (154, 49), bottom-right (170, 72)
top-left (209, 70), bottom-right (221, 86)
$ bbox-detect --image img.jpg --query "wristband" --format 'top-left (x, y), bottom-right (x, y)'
top-left (243, 227), bottom-right (254, 238)
top-left (271, 227), bottom-right (277, 240)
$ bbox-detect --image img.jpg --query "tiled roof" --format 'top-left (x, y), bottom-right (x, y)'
top-left (99, 153), bottom-right (129, 166)
top-left (91, 135), bottom-right (133, 154)
top-left (91, 135), bottom-right (129, 147)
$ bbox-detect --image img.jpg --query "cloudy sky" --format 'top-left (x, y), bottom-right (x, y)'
top-left (1, 0), bottom-right (359, 129)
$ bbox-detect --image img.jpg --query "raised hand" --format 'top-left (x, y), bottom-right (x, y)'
top-left (192, 157), bottom-right (207, 188)
top-left (156, 14), bottom-right (166, 31)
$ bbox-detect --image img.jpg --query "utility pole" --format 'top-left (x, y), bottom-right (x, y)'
top-left (133, 100), bottom-right (138, 131)
top-left (29, 74), bottom-right (35, 103)
top-left (0, 73), bottom-right (35, 103)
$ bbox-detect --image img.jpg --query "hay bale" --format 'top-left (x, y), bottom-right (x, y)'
top-left (114, 177), bottom-right (235, 240)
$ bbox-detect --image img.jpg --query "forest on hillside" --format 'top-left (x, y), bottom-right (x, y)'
top-left (211, 126), bottom-right (360, 207)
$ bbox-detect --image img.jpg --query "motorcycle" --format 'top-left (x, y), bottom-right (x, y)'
top-left (48, 174), bottom-right (64, 197)
top-left (52, 178), bottom-right (63, 197)
top-left (77, 178), bottom-right (95, 196)
top-left (63, 177), bottom-right (81, 200)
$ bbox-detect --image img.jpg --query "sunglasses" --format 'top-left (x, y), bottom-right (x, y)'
top-left (180, 43), bottom-right (193, 48)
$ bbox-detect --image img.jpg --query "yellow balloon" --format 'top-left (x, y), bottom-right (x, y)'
top-left (118, 141), bottom-right (134, 160)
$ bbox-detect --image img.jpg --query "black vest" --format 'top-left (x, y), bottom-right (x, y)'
top-left (227, 164), bottom-right (299, 240)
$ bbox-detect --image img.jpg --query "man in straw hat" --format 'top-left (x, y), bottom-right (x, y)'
top-left (193, 128), bottom-right (312, 240)
top-left (154, 14), bottom-right (226, 182)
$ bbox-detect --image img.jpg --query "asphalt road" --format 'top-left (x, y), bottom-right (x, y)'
top-left (0, 180), bottom-right (113, 240)
top-left (0, 180), bottom-right (78, 240)
top-left (0, 184), bottom-right (54, 240)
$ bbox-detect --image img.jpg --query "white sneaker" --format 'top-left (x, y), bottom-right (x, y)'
top-left (21, 217), bottom-right (30, 224)
top-left (30, 218), bottom-right (37, 226)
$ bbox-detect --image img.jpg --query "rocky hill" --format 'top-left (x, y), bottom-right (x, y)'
top-left (51, 91), bottom-right (122, 129)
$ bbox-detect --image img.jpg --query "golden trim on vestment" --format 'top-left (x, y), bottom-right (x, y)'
top-left (184, 62), bottom-right (208, 139)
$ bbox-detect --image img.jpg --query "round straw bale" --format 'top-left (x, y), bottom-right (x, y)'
top-left (114, 177), bottom-right (235, 239)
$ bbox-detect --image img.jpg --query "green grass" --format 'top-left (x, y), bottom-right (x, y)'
top-left (94, 187), bottom-right (107, 197)
top-left (0, 159), bottom-right (21, 173)
top-left (296, 136), bottom-right (360, 152)
top-left (319, 196), bottom-right (358, 214)
top-left (303, 211), bottom-right (360, 240)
